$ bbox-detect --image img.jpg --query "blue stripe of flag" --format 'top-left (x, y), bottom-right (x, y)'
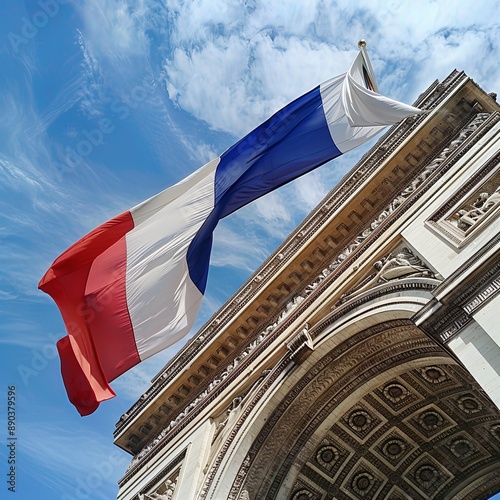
top-left (187, 85), bottom-right (341, 294)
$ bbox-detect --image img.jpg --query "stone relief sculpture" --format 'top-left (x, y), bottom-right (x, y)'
top-left (139, 477), bottom-right (177, 500)
top-left (239, 490), bottom-right (250, 500)
top-left (372, 248), bottom-right (433, 281)
top-left (481, 186), bottom-right (500, 211)
top-left (128, 334), bottom-right (274, 471)
top-left (394, 113), bottom-right (490, 205)
top-left (277, 294), bottom-right (305, 321)
top-left (212, 374), bottom-right (271, 445)
top-left (454, 185), bottom-right (500, 231)
top-left (339, 247), bottom-right (436, 302)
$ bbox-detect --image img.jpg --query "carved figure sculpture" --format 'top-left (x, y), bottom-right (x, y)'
top-left (481, 186), bottom-right (500, 211)
top-left (371, 248), bottom-right (429, 282)
top-left (455, 185), bottom-right (500, 231)
top-left (145, 482), bottom-right (176, 500)
top-left (339, 247), bottom-right (434, 302)
top-left (456, 208), bottom-right (483, 230)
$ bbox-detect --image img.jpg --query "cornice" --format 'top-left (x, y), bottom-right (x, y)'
top-left (118, 278), bottom-right (440, 483)
top-left (114, 73), bottom-right (500, 461)
top-left (200, 319), bottom-right (418, 500)
top-left (114, 111), bottom-right (495, 465)
top-left (414, 232), bottom-right (500, 344)
top-left (129, 449), bottom-right (185, 498)
top-left (114, 72), bottom-right (477, 438)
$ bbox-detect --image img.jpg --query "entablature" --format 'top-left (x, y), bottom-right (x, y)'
top-left (414, 231), bottom-right (500, 344)
top-left (113, 70), bottom-right (500, 471)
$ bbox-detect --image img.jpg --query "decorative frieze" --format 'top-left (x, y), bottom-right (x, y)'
top-left (426, 118), bottom-right (500, 247)
top-left (232, 335), bottom-right (500, 500)
top-left (124, 449), bottom-right (185, 493)
top-left (118, 90), bottom-right (499, 500)
top-left (463, 276), bottom-right (500, 314)
top-left (452, 184), bottom-right (500, 231)
top-left (115, 72), bottom-right (477, 438)
top-left (125, 325), bottom-right (279, 472)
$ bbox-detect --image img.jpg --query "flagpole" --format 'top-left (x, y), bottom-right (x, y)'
top-left (358, 39), bottom-right (379, 93)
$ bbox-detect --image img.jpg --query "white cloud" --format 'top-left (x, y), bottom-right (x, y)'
top-left (248, 2), bottom-right (321, 36)
top-left (162, 0), bottom-right (500, 140)
top-left (0, 326), bottom-right (58, 347)
top-left (73, 0), bottom-right (150, 65)
top-left (75, 28), bottom-right (106, 118)
top-left (165, 0), bottom-right (245, 45)
top-left (165, 32), bottom-right (353, 137)
top-left (410, 27), bottom-right (500, 98)
top-left (293, 170), bottom-right (329, 213)
top-left (0, 290), bottom-right (17, 300)
top-left (251, 190), bottom-right (293, 234)
top-left (197, 291), bottom-right (224, 320)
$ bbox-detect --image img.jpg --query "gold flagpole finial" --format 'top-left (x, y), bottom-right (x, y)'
top-left (358, 39), bottom-right (367, 49)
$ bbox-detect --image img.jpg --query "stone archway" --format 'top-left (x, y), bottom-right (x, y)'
top-left (230, 320), bottom-right (500, 500)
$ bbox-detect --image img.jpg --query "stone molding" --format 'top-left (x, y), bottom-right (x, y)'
top-left (118, 103), bottom-right (493, 473)
top-left (415, 232), bottom-right (500, 344)
top-left (114, 71), bottom-right (474, 437)
top-left (201, 320), bottom-right (416, 500)
top-left (287, 324), bottom-right (314, 364)
top-left (226, 324), bottom-right (440, 499)
top-left (120, 278), bottom-right (440, 482)
top-left (117, 104), bottom-right (494, 465)
top-left (125, 449), bottom-right (185, 496)
top-left (426, 123), bottom-right (500, 248)
top-left (228, 346), bottom-right (500, 499)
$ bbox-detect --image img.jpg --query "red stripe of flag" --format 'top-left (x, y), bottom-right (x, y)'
top-left (39, 211), bottom-right (138, 415)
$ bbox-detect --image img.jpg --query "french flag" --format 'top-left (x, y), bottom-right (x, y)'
top-left (39, 47), bottom-right (422, 415)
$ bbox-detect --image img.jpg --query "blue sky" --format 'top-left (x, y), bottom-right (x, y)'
top-left (1, 1), bottom-right (500, 499)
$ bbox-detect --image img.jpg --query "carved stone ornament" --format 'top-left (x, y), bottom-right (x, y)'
top-left (126, 331), bottom-right (275, 470)
top-left (114, 73), bottom-right (477, 442)
top-left (287, 324), bottom-right (314, 364)
top-left (239, 490), bottom-right (250, 500)
top-left (383, 382), bottom-right (410, 403)
top-left (450, 182), bottom-right (500, 231)
top-left (425, 114), bottom-right (500, 247)
top-left (141, 474), bottom-right (178, 500)
top-left (118, 91), bottom-right (499, 493)
top-left (339, 246), bottom-right (436, 302)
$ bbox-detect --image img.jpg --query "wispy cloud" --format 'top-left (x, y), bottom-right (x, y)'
top-left (75, 28), bottom-right (105, 119)
top-left (73, 0), bottom-right (151, 64)
top-left (19, 420), bottom-right (128, 499)
top-left (0, 290), bottom-right (17, 301)
top-left (0, 324), bottom-right (59, 349)
top-left (1, 4), bottom-right (499, 500)
top-left (292, 170), bottom-right (329, 214)
top-left (210, 218), bottom-right (272, 271)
